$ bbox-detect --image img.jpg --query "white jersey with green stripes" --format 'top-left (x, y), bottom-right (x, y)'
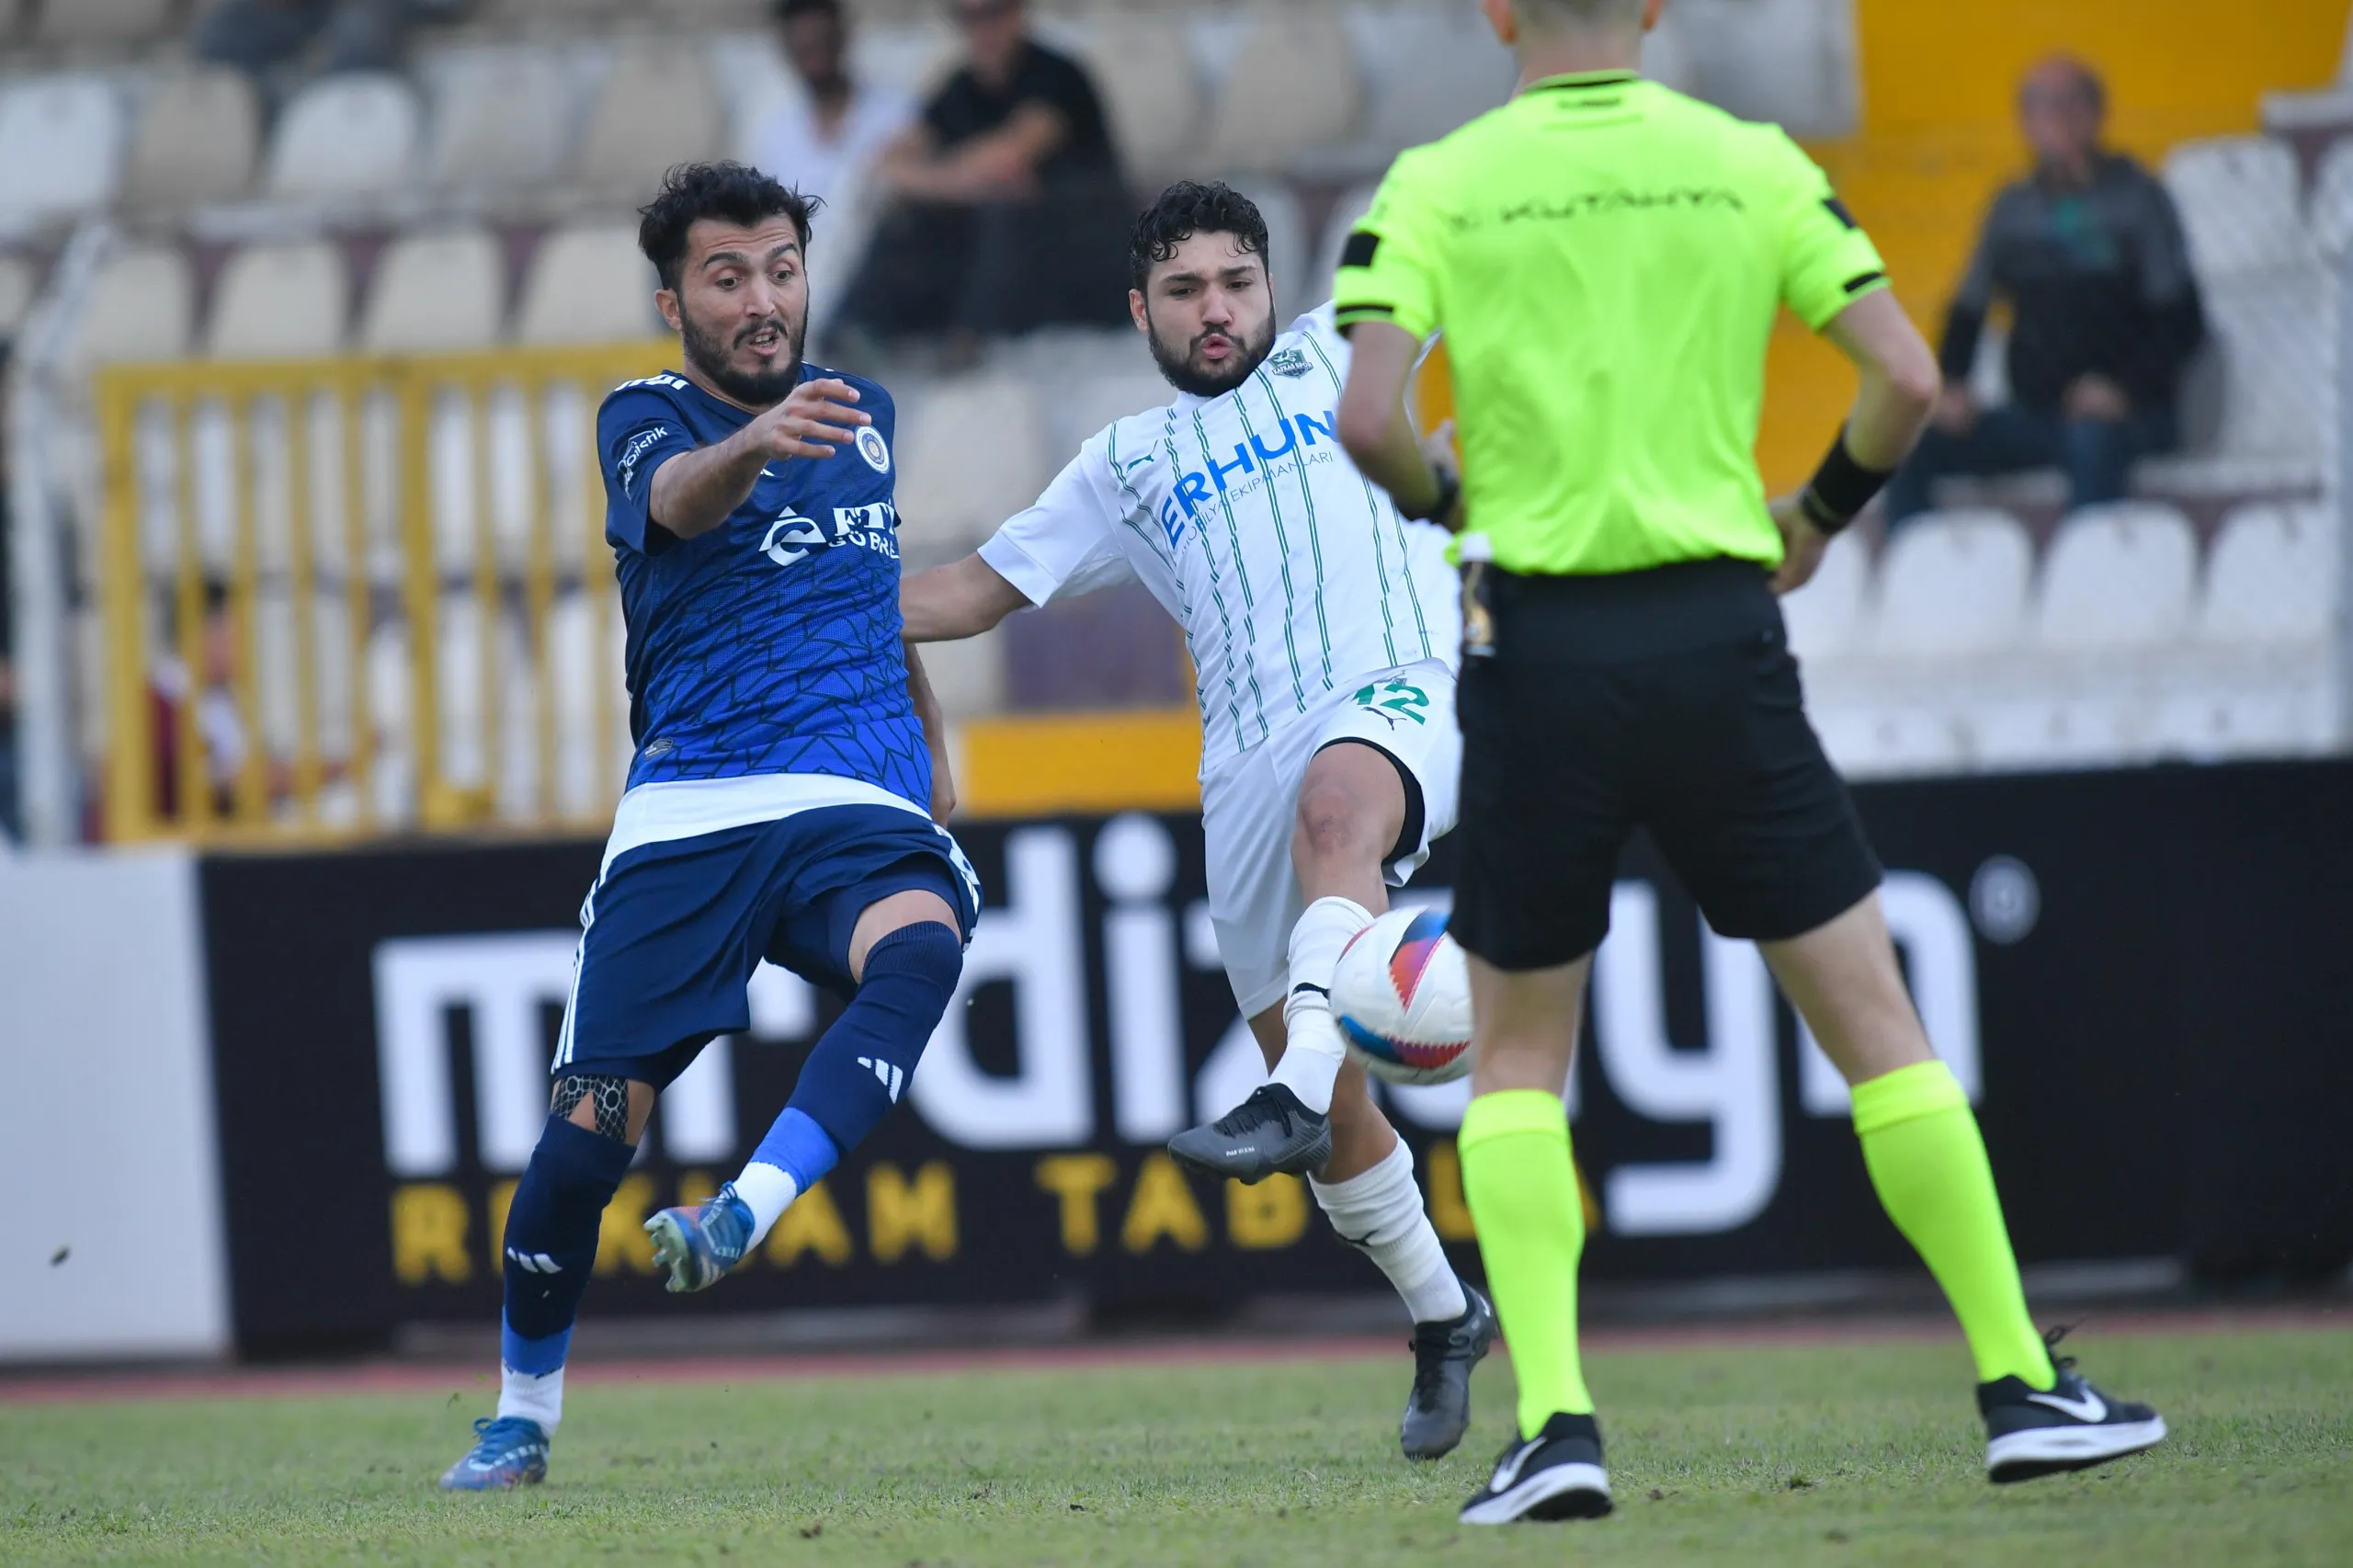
top-left (976, 305), bottom-right (1461, 776)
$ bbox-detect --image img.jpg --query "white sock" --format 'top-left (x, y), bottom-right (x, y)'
top-left (732, 1161), bottom-right (801, 1251)
top-left (497, 1364), bottom-right (564, 1435)
top-left (1268, 895), bottom-right (1376, 1116)
top-left (1312, 1140), bottom-right (1468, 1324)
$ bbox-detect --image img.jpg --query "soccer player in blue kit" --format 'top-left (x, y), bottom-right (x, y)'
top-left (440, 163), bottom-right (979, 1491)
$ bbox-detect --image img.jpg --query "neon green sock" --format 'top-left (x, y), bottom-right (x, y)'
top-left (1459, 1088), bottom-right (1592, 1437)
top-left (1852, 1061), bottom-right (2054, 1389)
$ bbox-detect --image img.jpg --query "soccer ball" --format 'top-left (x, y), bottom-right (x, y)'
top-left (1332, 905), bottom-right (1474, 1085)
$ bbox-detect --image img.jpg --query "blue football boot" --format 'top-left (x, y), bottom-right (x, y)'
top-left (644, 1181), bottom-right (756, 1293)
top-left (438, 1415), bottom-right (550, 1491)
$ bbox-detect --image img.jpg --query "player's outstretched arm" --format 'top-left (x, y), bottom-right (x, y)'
top-left (900, 552), bottom-right (1030, 642)
top-left (1769, 291), bottom-right (1939, 594)
top-left (647, 379), bottom-right (872, 542)
top-left (1336, 322), bottom-right (1461, 529)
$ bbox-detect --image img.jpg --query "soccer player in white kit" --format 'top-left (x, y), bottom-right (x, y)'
top-left (901, 182), bottom-right (1495, 1460)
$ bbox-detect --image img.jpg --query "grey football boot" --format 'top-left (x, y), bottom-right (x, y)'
top-left (1402, 1285), bottom-right (1497, 1460)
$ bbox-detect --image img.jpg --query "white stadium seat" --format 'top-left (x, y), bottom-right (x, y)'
top-left (0, 251), bottom-right (35, 339)
top-left (1042, 371), bottom-right (1180, 474)
top-left (1077, 16), bottom-right (1204, 176)
top-left (2198, 503), bottom-right (2338, 648)
top-left (2199, 264), bottom-right (2334, 461)
top-left (1780, 529), bottom-right (1871, 663)
top-left (1869, 509), bottom-right (2033, 658)
top-left (2163, 136), bottom-right (2307, 276)
top-left (424, 48), bottom-right (577, 193)
top-left (208, 240), bottom-right (351, 359)
top-left (515, 222), bottom-right (661, 347)
top-left (360, 227), bottom-right (507, 353)
top-left (1201, 6), bottom-right (1361, 174)
top-left (892, 374), bottom-right (1049, 559)
top-left (266, 74), bottom-right (422, 202)
top-left (0, 74), bottom-right (124, 231)
top-left (122, 68), bottom-right (260, 211)
top-left (30, 0), bottom-right (174, 49)
top-left (571, 43), bottom-right (726, 198)
top-left (2031, 504), bottom-right (2197, 653)
top-left (2312, 139), bottom-right (2353, 257)
top-left (67, 243), bottom-right (196, 368)
top-left (1347, 1), bottom-right (1516, 153)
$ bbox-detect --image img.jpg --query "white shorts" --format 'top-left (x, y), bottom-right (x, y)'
top-left (1200, 659), bottom-right (1461, 1017)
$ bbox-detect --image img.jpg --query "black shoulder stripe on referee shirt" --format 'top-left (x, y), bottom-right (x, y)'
top-left (1339, 231), bottom-right (1381, 269)
top-left (1822, 196), bottom-right (1860, 230)
top-left (1842, 269), bottom-right (1887, 295)
top-left (1335, 301), bottom-right (1394, 319)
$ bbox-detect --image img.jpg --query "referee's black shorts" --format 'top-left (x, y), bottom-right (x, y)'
top-left (1451, 557), bottom-right (1881, 972)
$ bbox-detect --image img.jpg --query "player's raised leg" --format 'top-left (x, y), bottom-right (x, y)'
top-left (438, 1074), bottom-right (653, 1491)
top-left (647, 884), bottom-right (964, 1290)
top-left (1763, 893), bottom-right (2165, 1483)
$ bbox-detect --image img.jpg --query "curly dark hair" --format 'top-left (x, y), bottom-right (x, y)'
top-left (1128, 180), bottom-right (1270, 293)
top-left (637, 162), bottom-right (820, 293)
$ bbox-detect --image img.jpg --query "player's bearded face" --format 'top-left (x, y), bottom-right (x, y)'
top-left (1143, 267), bottom-right (1277, 398)
top-left (679, 290), bottom-right (808, 408)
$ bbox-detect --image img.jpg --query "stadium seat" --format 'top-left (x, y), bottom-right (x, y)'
top-left (1042, 370), bottom-right (1180, 472)
top-left (1346, 1), bottom-right (1515, 154)
top-left (265, 74), bottom-right (422, 202)
top-left (2155, 682), bottom-right (2337, 760)
top-left (208, 240), bottom-right (351, 359)
top-left (359, 227), bottom-right (507, 353)
top-left (918, 627), bottom-right (1007, 720)
top-left (1869, 509), bottom-right (2032, 657)
top-left (2163, 136), bottom-right (2307, 276)
top-left (423, 48), bottom-right (575, 194)
top-left (2199, 264), bottom-right (2333, 460)
top-left (2031, 504), bottom-right (2197, 653)
top-left (892, 374), bottom-right (1049, 559)
top-left (1972, 696), bottom-right (2140, 773)
top-left (1780, 529), bottom-right (1871, 664)
top-left (514, 222), bottom-right (661, 347)
top-left (0, 74), bottom-right (124, 230)
top-left (571, 43), bottom-right (726, 198)
top-left (28, 0), bottom-right (174, 49)
top-left (1075, 15), bottom-right (1203, 176)
top-left (121, 68), bottom-right (259, 211)
top-left (1311, 181), bottom-right (1379, 306)
top-left (2309, 138), bottom-right (2353, 257)
top-left (1809, 703), bottom-right (1968, 779)
top-left (2198, 502), bottom-right (2338, 648)
top-left (1201, 6), bottom-right (1361, 174)
top-left (66, 243), bottom-right (196, 368)
top-left (1228, 178), bottom-right (1309, 321)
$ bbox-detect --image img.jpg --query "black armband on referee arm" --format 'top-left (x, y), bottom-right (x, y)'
top-left (1401, 463), bottom-right (1461, 526)
top-left (1798, 429), bottom-right (1895, 535)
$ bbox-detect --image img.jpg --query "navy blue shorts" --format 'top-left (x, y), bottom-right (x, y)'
top-left (551, 803), bottom-right (979, 1089)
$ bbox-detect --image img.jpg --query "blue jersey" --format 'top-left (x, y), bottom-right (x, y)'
top-left (596, 367), bottom-right (928, 806)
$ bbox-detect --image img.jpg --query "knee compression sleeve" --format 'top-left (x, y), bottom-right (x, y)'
top-left (784, 921), bottom-right (962, 1155)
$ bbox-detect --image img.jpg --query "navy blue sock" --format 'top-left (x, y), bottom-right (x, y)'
top-left (783, 921), bottom-right (961, 1157)
top-left (500, 1114), bottom-right (636, 1372)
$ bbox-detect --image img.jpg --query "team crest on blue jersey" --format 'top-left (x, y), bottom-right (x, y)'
top-left (856, 426), bottom-right (892, 473)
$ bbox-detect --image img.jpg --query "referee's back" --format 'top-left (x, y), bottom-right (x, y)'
top-left (1336, 71), bottom-right (1887, 578)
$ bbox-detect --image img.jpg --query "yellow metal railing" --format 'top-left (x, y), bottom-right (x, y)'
top-left (97, 343), bottom-right (671, 844)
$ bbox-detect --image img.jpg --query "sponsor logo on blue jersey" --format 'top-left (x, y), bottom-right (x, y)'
top-left (758, 502), bottom-right (901, 569)
top-left (1157, 407), bottom-right (1341, 548)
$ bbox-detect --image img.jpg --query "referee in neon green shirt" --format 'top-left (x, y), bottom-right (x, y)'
top-left (1335, 0), bottom-right (2166, 1526)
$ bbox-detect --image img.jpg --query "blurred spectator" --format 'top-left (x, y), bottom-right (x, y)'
top-left (147, 581), bottom-right (247, 823)
top-left (751, 0), bottom-right (915, 216)
top-left (1885, 56), bottom-right (2205, 525)
top-left (195, 0), bottom-right (414, 92)
top-left (831, 0), bottom-right (1129, 359)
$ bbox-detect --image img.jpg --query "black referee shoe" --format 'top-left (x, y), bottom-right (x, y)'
top-left (1165, 1085), bottom-right (1331, 1184)
top-left (1402, 1286), bottom-right (1495, 1460)
top-left (1458, 1412), bottom-right (1612, 1525)
top-left (1982, 1331), bottom-right (2166, 1483)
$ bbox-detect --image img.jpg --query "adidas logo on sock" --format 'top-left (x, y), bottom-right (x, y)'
top-left (857, 1057), bottom-right (906, 1103)
top-left (505, 1247), bottom-right (562, 1274)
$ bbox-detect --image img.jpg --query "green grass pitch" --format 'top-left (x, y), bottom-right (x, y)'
top-left (6, 1325), bottom-right (2348, 1566)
